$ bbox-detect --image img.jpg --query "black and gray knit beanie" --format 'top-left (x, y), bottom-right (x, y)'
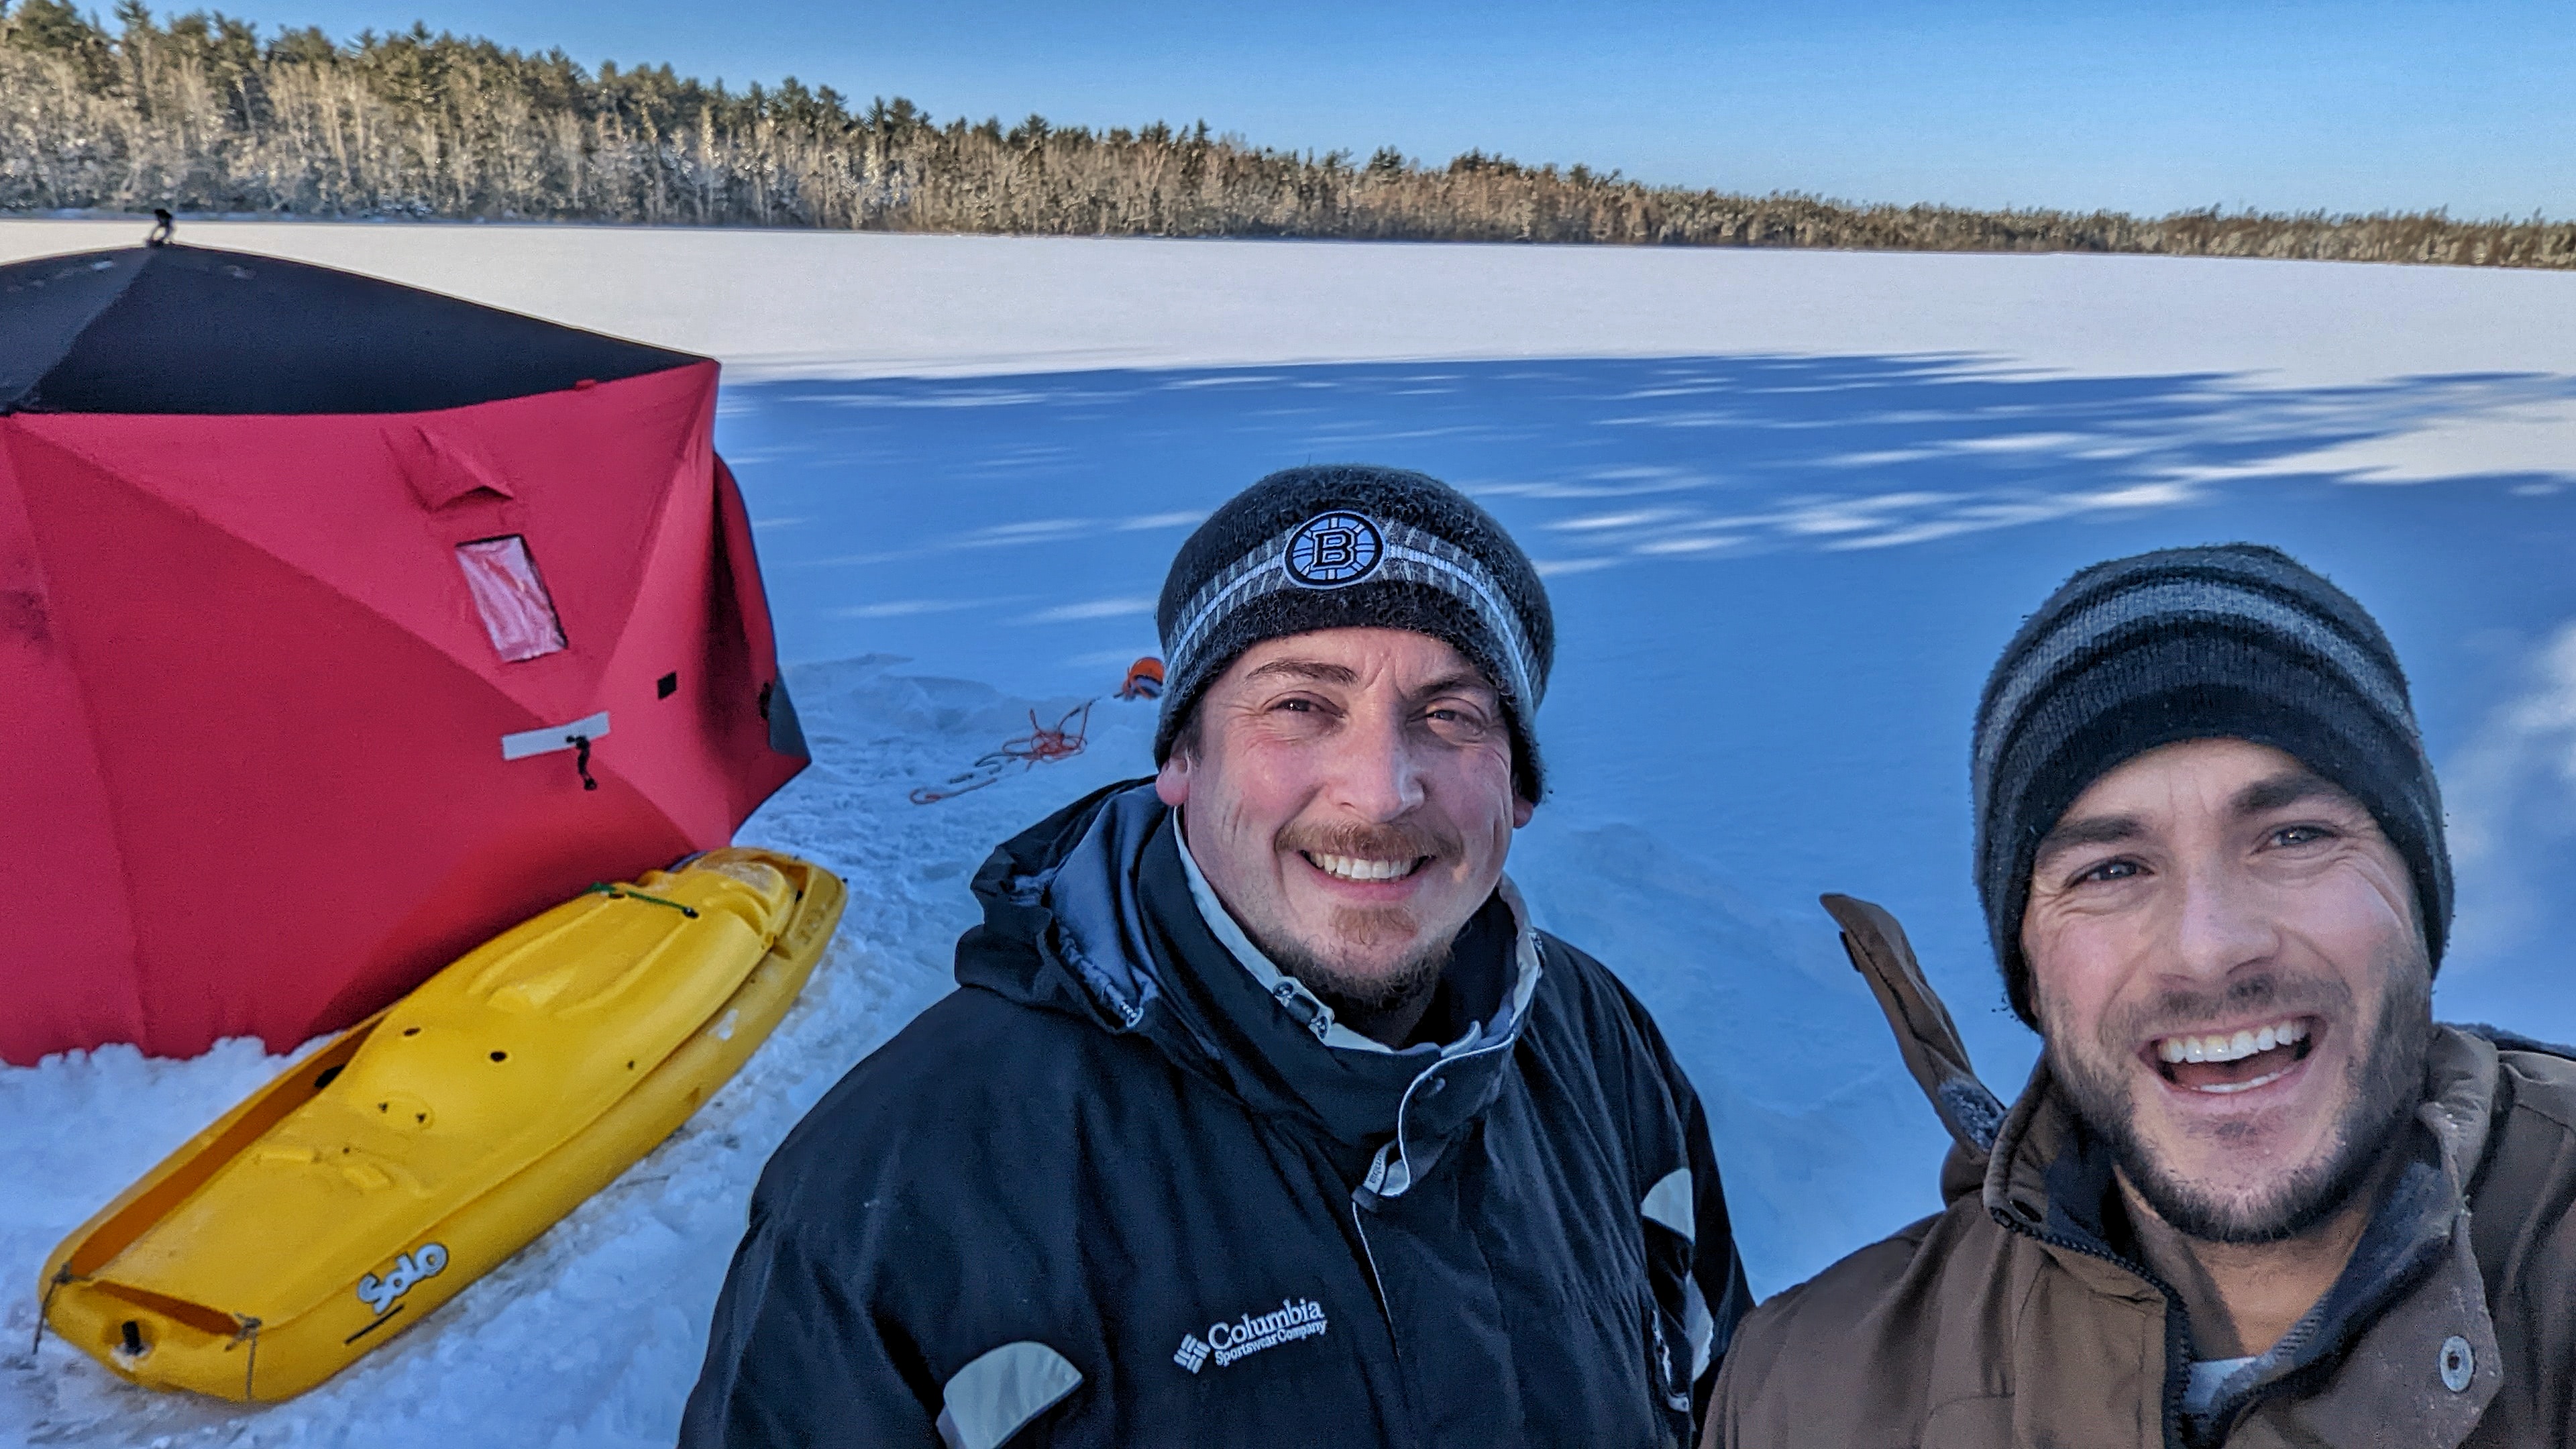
top-left (1154, 464), bottom-right (1555, 802)
top-left (1973, 543), bottom-right (2451, 1026)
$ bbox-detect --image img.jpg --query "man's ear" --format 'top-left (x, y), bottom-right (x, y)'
top-left (1155, 753), bottom-right (1193, 808)
top-left (1512, 795), bottom-right (1535, 828)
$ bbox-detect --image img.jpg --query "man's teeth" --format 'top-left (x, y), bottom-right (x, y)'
top-left (2194, 1068), bottom-right (2292, 1095)
top-left (2155, 1018), bottom-right (2309, 1065)
top-left (1308, 853), bottom-right (1419, 882)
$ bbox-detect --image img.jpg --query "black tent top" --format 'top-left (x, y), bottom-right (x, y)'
top-left (0, 237), bottom-right (702, 415)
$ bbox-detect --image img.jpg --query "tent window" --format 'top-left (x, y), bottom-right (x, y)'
top-left (455, 536), bottom-right (567, 662)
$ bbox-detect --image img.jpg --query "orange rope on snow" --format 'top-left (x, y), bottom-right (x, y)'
top-left (1008, 701), bottom-right (1094, 765)
top-left (908, 702), bottom-right (1095, 805)
top-left (908, 657), bottom-right (1162, 805)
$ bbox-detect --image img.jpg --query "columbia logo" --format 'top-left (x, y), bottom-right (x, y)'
top-left (1172, 1298), bottom-right (1328, 1374)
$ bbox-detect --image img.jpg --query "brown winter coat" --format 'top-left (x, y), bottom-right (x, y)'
top-left (1706, 896), bottom-right (2576, 1449)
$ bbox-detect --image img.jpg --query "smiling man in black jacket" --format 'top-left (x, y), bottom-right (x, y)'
top-left (681, 465), bottom-right (1751, 1448)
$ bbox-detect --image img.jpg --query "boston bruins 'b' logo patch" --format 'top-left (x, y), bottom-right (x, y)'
top-left (1285, 511), bottom-right (1384, 588)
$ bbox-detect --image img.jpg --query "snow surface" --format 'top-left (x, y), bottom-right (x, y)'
top-left (5, 221), bottom-right (2575, 1446)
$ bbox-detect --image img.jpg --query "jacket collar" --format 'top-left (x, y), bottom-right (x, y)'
top-left (966, 780), bottom-right (1544, 1194)
top-left (1173, 806), bottom-right (1541, 1060)
top-left (1984, 1027), bottom-right (2506, 1447)
top-left (1821, 895), bottom-right (2508, 1447)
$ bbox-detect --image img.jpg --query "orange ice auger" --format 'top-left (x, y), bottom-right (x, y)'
top-left (1116, 657), bottom-right (1166, 700)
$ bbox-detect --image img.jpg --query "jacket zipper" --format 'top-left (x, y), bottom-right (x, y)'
top-left (1996, 1210), bottom-right (2192, 1449)
top-left (1349, 1197), bottom-right (1396, 1361)
top-left (1370, 1030), bottom-right (1516, 1199)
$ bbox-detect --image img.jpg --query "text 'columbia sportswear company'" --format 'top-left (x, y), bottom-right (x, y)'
top-left (1173, 1298), bottom-right (1331, 1373)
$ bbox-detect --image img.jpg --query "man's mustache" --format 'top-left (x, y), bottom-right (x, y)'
top-left (2101, 971), bottom-right (2355, 1047)
top-left (1276, 818), bottom-right (1460, 864)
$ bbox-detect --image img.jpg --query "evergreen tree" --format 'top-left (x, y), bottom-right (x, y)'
top-left (0, 3), bottom-right (2565, 270)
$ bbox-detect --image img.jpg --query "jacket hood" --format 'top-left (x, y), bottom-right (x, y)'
top-left (960, 777), bottom-right (1173, 1032)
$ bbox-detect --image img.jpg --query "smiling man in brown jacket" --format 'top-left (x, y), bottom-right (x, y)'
top-left (1709, 545), bottom-right (2576, 1448)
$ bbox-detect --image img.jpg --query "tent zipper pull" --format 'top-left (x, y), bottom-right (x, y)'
top-left (571, 735), bottom-right (598, 792)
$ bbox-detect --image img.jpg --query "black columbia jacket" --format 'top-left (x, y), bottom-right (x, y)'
top-left (682, 782), bottom-right (1751, 1448)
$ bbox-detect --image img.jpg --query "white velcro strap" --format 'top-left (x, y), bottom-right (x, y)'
top-left (1683, 1274), bottom-right (1715, 1382)
top-left (1642, 1167), bottom-right (1694, 1242)
top-left (934, 1340), bottom-right (1083, 1449)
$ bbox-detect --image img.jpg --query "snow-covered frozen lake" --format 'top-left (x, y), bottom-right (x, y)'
top-left (6, 221), bottom-right (2575, 1446)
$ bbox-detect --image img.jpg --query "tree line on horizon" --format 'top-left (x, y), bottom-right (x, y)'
top-left (3, 0), bottom-right (2569, 270)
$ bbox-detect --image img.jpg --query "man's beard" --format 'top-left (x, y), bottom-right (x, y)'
top-left (2046, 950), bottom-right (2432, 1246)
top-left (1254, 817), bottom-right (1461, 1034)
top-left (1267, 928), bottom-right (1454, 1030)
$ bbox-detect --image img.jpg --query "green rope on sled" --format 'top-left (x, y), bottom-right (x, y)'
top-left (581, 883), bottom-right (700, 919)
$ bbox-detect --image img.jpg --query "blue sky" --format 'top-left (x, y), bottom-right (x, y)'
top-left (219, 0), bottom-right (2567, 217)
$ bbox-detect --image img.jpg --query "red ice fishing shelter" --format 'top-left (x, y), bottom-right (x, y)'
top-left (0, 235), bottom-right (809, 1065)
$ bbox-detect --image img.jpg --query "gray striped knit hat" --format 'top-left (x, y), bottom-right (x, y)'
top-left (1155, 465), bottom-right (1554, 802)
top-left (1974, 543), bottom-right (2450, 1026)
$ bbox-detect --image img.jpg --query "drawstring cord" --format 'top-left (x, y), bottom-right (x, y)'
top-left (32, 1267), bottom-right (68, 1354)
top-left (234, 1316), bottom-right (262, 1399)
top-left (570, 735), bottom-right (598, 791)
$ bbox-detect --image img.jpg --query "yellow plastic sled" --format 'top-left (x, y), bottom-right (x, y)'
top-left (37, 847), bottom-right (845, 1402)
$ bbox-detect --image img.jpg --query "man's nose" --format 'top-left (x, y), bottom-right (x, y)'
top-left (2167, 852), bottom-right (2278, 986)
top-left (1328, 704), bottom-right (1424, 822)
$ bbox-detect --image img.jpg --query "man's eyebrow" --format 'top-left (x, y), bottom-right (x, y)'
top-left (1410, 671), bottom-right (1497, 702)
top-left (2233, 770), bottom-right (2345, 818)
top-left (2033, 814), bottom-right (2143, 863)
top-left (1243, 659), bottom-right (1358, 686)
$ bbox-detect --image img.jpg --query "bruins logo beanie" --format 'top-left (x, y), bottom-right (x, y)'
top-left (1155, 465), bottom-right (1555, 802)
